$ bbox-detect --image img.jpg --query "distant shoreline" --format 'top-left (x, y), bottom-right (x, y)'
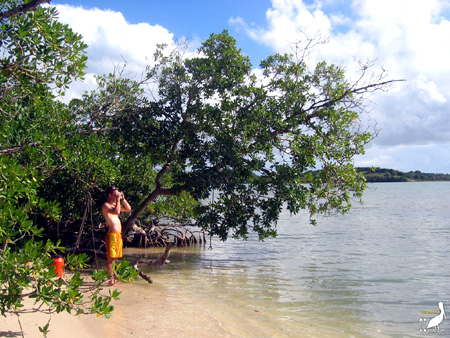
top-left (357, 167), bottom-right (450, 183)
top-left (307, 167), bottom-right (450, 183)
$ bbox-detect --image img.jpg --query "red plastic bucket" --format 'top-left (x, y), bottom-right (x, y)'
top-left (51, 255), bottom-right (64, 278)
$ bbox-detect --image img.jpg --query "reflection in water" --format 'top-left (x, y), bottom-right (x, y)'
top-left (125, 183), bottom-right (450, 337)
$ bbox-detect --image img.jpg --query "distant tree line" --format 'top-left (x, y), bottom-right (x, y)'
top-left (357, 167), bottom-right (450, 182)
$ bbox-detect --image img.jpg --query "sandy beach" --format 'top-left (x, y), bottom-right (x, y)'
top-left (1, 275), bottom-right (337, 338)
top-left (1, 249), bottom-right (336, 338)
top-left (1, 279), bottom-right (235, 338)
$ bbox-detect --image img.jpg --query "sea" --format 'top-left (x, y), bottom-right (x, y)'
top-left (128, 182), bottom-right (450, 337)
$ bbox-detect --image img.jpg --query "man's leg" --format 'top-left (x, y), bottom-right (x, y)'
top-left (106, 257), bottom-right (117, 285)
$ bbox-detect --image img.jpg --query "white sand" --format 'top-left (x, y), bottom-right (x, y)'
top-left (1, 251), bottom-right (336, 338)
top-left (1, 281), bottom-right (235, 338)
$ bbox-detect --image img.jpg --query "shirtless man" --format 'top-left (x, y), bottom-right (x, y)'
top-left (102, 186), bottom-right (132, 286)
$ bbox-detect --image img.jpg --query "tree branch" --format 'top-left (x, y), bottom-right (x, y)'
top-left (0, 141), bottom-right (39, 155)
top-left (0, 0), bottom-right (51, 21)
top-left (0, 127), bottom-right (120, 155)
top-left (304, 79), bottom-right (404, 120)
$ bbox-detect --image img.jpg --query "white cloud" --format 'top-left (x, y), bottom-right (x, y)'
top-left (232, 0), bottom-right (450, 172)
top-left (52, 4), bottom-right (175, 97)
top-left (414, 78), bottom-right (446, 104)
top-left (239, 0), bottom-right (333, 54)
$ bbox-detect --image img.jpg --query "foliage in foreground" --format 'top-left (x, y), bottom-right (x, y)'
top-left (0, 1), bottom-right (138, 335)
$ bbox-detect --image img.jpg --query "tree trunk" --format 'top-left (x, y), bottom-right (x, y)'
top-left (123, 148), bottom-right (182, 233)
top-left (123, 188), bottom-right (161, 234)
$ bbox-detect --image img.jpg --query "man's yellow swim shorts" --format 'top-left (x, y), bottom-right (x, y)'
top-left (106, 231), bottom-right (123, 259)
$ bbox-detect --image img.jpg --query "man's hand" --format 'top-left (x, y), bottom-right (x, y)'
top-left (114, 190), bottom-right (125, 201)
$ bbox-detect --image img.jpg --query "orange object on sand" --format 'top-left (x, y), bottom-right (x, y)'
top-left (51, 255), bottom-right (64, 278)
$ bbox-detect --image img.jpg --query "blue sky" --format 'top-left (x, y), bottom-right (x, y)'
top-left (62, 1), bottom-right (268, 33)
top-left (51, 0), bottom-right (274, 64)
top-left (50, 0), bottom-right (450, 173)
